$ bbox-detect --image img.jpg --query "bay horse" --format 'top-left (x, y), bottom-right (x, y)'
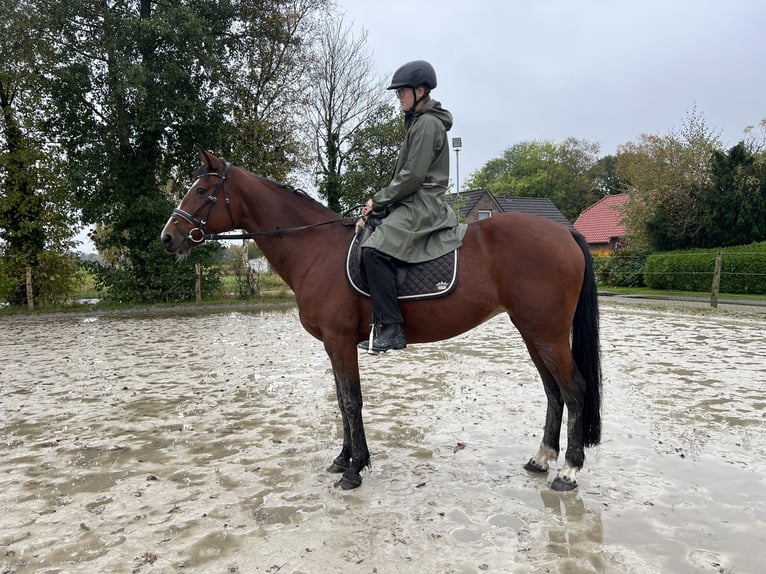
top-left (161, 147), bottom-right (602, 492)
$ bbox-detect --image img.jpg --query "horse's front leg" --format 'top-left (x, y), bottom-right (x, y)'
top-left (324, 341), bottom-right (370, 490)
top-left (326, 372), bottom-right (352, 473)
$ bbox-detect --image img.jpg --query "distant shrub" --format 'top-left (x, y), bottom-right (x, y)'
top-left (593, 249), bottom-right (648, 287)
top-left (644, 241), bottom-right (766, 294)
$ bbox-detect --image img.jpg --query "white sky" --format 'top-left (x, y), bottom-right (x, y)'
top-left (339, 0), bottom-right (765, 185)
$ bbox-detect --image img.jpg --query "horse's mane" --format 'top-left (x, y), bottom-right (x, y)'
top-left (193, 158), bottom-right (339, 215)
top-left (261, 176), bottom-right (316, 202)
top-left (250, 172), bottom-right (340, 215)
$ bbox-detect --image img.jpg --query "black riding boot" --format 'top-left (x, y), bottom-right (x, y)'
top-left (364, 323), bottom-right (406, 353)
top-left (358, 248), bottom-right (407, 353)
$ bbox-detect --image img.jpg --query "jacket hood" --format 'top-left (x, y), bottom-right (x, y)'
top-left (411, 99), bottom-right (452, 131)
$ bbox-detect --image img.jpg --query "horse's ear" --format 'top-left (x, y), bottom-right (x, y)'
top-left (195, 144), bottom-right (211, 166)
top-left (195, 144), bottom-right (221, 171)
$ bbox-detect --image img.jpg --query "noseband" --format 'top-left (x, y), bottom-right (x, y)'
top-left (172, 161), bottom-right (235, 243)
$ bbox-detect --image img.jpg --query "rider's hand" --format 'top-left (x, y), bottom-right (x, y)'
top-left (361, 199), bottom-right (374, 216)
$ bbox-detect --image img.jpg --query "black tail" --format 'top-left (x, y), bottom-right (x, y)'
top-left (571, 231), bottom-right (602, 447)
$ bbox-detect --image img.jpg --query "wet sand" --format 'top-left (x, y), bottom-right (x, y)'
top-left (1, 300), bottom-right (764, 573)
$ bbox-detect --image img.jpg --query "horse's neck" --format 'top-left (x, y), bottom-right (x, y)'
top-left (239, 175), bottom-right (344, 289)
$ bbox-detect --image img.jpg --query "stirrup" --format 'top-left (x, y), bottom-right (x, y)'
top-left (358, 323), bottom-right (377, 354)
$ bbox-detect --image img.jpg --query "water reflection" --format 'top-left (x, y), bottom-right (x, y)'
top-left (539, 490), bottom-right (605, 573)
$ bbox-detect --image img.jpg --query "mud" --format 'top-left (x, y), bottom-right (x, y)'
top-left (1, 300), bottom-right (764, 573)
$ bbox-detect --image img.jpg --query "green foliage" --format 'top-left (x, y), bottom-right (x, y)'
top-left (638, 141), bottom-right (766, 250)
top-left (617, 105), bottom-right (724, 250)
top-left (33, 0), bottom-right (328, 303)
top-left (644, 242), bottom-right (766, 294)
top-left (589, 155), bottom-right (621, 197)
top-left (0, 0), bottom-right (81, 306)
top-left (337, 103), bottom-right (404, 210)
top-left (701, 143), bottom-right (766, 247)
top-left (0, 250), bottom-right (83, 306)
top-left (463, 138), bottom-right (600, 221)
top-left (593, 249), bottom-right (648, 287)
top-left (89, 241), bottom-right (224, 304)
top-left (221, 0), bottom-right (327, 180)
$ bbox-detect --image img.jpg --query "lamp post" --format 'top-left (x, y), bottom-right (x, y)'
top-left (451, 137), bottom-right (462, 195)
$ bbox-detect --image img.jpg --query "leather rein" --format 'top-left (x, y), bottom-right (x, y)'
top-left (172, 161), bottom-right (358, 242)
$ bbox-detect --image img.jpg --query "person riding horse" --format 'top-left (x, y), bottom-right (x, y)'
top-left (359, 60), bottom-right (467, 354)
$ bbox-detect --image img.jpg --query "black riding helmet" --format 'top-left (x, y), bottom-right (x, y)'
top-left (388, 60), bottom-right (437, 123)
top-left (387, 60), bottom-right (437, 91)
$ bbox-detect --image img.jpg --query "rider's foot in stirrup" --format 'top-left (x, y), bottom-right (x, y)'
top-left (358, 323), bottom-right (406, 354)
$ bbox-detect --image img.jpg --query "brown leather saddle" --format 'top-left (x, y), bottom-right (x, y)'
top-left (345, 218), bottom-right (459, 300)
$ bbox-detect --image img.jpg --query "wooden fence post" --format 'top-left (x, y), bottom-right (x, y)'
top-left (26, 266), bottom-right (34, 310)
top-left (195, 263), bottom-right (201, 303)
top-left (710, 250), bottom-right (723, 308)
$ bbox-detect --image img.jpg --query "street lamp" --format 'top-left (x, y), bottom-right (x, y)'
top-left (452, 137), bottom-right (462, 195)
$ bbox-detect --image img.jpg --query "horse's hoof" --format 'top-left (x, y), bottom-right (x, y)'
top-left (524, 458), bottom-right (548, 473)
top-left (327, 460), bottom-right (349, 473)
top-left (337, 470), bottom-right (363, 490)
top-left (550, 475), bottom-right (578, 491)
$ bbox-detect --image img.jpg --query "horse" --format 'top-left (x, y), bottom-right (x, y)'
top-left (161, 147), bottom-right (602, 492)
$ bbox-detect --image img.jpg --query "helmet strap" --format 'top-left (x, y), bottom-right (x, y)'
top-left (412, 87), bottom-right (429, 108)
top-left (404, 87), bottom-right (428, 127)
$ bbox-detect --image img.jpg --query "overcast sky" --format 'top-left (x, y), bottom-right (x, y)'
top-left (339, 0), bottom-right (765, 186)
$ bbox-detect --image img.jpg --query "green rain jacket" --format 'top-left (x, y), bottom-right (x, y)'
top-left (362, 100), bottom-right (467, 263)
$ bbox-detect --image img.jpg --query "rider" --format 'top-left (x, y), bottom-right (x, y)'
top-left (359, 60), bottom-right (466, 353)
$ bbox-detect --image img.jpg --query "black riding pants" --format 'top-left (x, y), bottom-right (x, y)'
top-left (361, 247), bottom-right (403, 325)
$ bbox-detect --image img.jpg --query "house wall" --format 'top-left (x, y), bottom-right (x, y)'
top-left (464, 196), bottom-right (501, 223)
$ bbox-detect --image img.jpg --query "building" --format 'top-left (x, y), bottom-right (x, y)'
top-left (573, 194), bottom-right (629, 252)
top-left (447, 189), bottom-right (574, 229)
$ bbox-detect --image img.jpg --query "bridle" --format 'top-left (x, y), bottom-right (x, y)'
top-left (171, 161), bottom-right (235, 243)
top-left (171, 160), bottom-right (361, 243)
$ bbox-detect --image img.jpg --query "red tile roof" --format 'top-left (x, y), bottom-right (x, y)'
top-left (574, 194), bottom-right (629, 244)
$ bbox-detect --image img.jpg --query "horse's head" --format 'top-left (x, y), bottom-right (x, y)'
top-left (161, 146), bottom-right (236, 255)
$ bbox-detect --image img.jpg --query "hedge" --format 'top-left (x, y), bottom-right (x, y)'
top-left (593, 249), bottom-right (648, 287)
top-left (643, 241), bottom-right (766, 294)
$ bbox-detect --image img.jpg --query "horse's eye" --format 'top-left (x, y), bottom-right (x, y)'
top-left (196, 186), bottom-right (207, 195)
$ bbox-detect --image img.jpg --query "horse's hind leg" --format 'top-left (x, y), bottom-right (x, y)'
top-left (522, 337), bottom-right (585, 491)
top-left (523, 349), bottom-right (564, 475)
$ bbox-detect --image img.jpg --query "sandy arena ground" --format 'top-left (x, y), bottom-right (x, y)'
top-left (1, 299), bottom-right (764, 573)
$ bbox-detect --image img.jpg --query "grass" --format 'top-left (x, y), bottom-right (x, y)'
top-left (598, 285), bottom-right (766, 301)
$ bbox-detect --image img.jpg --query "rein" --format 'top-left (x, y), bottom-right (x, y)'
top-left (173, 160), bottom-right (362, 242)
top-left (204, 217), bottom-right (357, 241)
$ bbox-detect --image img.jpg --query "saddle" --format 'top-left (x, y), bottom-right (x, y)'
top-left (345, 217), bottom-right (459, 300)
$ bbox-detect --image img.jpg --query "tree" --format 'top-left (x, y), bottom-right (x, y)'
top-left (0, 0), bottom-right (78, 306)
top-left (702, 142), bottom-right (766, 247)
top-left (588, 154), bottom-right (621, 198)
top-left (742, 118), bottom-right (766, 155)
top-left (617, 106), bottom-right (723, 250)
top-left (465, 140), bottom-right (555, 196)
top-left (557, 137), bottom-right (601, 220)
top-left (221, 0), bottom-right (331, 180)
top-left (307, 15), bottom-right (386, 213)
top-left (463, 138), bottom-right (600, 221)
top-left (40, 1), bottom-right (252, 302)
top-left (336, 102), bottom-right (404, 210)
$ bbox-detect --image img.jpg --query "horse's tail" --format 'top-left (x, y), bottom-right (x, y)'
top-left (571, 231), bottom-right (602, 447)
